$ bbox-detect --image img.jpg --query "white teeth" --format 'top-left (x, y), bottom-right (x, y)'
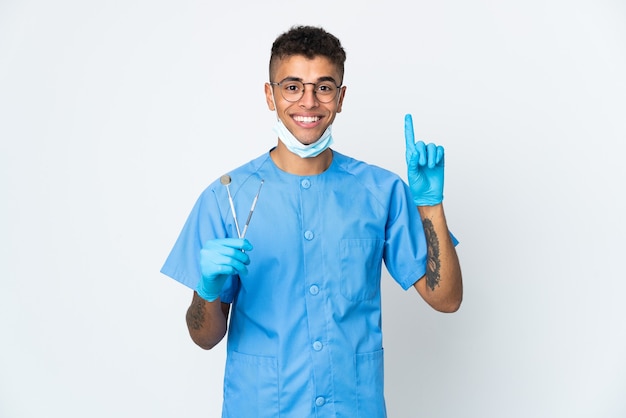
top-left (294, 116), bottom-right (319, 123)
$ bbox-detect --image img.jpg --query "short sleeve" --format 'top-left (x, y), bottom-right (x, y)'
top-left (160, 185), bottom-right (230, 291)
top-left (382, 180), bottom-right (429, 290)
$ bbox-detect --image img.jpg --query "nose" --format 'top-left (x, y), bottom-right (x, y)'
top-left (299, 83), bottom-right (318, 108)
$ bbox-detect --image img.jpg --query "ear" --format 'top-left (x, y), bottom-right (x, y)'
top-left (264, 83), bottom-right (275, 111)
top-left (336, 86), bottom-right (347, 113)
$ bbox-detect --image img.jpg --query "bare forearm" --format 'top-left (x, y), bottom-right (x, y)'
top-left (414, 204), bottom-right (463, 312)
top-left (186, 292), bottom-right (229, 349)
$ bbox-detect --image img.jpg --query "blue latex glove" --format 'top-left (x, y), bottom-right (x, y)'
top-left (404, 114), bottom-right (445, 206)
top-left (197, 238), bottom-right (253, 302)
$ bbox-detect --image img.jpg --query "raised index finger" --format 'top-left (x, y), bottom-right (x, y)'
top-left (404, 114), bottom-right (416, 151)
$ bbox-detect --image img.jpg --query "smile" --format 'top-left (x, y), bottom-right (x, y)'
top-left (293, 115), bottom-right (321, 123)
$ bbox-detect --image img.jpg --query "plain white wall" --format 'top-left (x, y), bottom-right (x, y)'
top-left (1, 0), bottom-right (625, 417)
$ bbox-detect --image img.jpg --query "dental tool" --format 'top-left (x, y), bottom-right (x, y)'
top-left (241, 180), bottom-right (264, 239)
top-left (220, 174), bottom-right (264, 240)
top-left (220, 174), bottom-right (241, 238)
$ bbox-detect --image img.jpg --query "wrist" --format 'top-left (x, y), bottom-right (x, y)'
top-left (417, 203), bottom-right (444, 218)
top-left (197, 289), bottom-right (219, 303)
top-left (196, 277), bottom-right (223, 303)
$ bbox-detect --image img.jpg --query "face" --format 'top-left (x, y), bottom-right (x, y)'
top-left (265, 55), bottom-right (346, 145)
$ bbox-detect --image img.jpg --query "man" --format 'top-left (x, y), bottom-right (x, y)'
top-left (161, 25), bottom-right (462, 417)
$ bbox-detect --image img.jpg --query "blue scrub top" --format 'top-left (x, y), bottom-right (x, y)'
top-left (161, 150), bottom-right (428, 417)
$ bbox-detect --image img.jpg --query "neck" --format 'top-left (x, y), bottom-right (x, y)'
top-left (270, 140), bottom-right (333, 175)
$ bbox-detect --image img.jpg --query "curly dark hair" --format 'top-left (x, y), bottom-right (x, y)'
top-left (269, 25), bottom-right (347, 83)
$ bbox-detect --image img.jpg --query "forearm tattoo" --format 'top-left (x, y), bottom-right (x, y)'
top-left (187, 297), bottom-right (206, 331)
top-left (422, 218), bottom-right (441, 291)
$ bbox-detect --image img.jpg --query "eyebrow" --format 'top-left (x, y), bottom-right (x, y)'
top-left (280, 76), bottom-right (339, 84)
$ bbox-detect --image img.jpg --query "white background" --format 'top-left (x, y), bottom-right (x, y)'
top-left (1, 0), bottom-right (625, 417)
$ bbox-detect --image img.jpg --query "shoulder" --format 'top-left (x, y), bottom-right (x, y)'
top-left (330, 151), bottom-right (409, 207)
top-left (200, 152), bottom-right (272, 196)
top-left (332, 150), bottom-right (404, 185)
top-left (225, 152), bottom-right (272, 182)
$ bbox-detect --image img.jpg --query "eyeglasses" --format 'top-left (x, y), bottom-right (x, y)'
top-left (269, 78), bottom-right (341, 103)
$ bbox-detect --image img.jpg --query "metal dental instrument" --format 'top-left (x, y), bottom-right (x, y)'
top-left (220, 175), bottom-right (264, 240)
top-left (241, 180), bottom-right (264, 239)
top-left (220, 174), bottom-right (241, 238)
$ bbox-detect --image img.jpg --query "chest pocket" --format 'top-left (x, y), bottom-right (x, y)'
top-left (340, 238), bottom-right (384, 301)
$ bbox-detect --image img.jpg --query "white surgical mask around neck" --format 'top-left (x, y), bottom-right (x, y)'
top-left (270, 90), bottom-right (334, 158)
top-left (273, 118), bottom-right (333, 158)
